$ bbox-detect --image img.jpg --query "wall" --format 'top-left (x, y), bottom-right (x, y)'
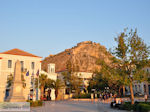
top-left (0, 54), bottom-right (41, 102)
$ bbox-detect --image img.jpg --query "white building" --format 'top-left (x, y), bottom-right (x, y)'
top-left (126, 67), bottom-right (150, 96)
top-left (40, 63), bottom-right (57, 100)
top-left (74, 72), bottom-right (93, 88)
top-left (56, 70), bottom-right (93, 100)
top-left (0, 48), bottom-right (42, 102)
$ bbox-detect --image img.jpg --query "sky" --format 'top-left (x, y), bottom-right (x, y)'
top-left (0, 0), bottom-right (150, 58)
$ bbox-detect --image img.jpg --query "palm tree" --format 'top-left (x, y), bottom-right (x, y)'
top-left (39, 74), bottom-right (48, 99)
top-left (45, 79), bottom-right (55, 89)
top-left (53, 79), bottom-right (64, 100)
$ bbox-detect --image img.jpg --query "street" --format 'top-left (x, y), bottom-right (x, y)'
top-left (31, 101), bottom-right (128, 112)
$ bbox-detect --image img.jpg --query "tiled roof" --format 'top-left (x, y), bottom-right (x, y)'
top-left (0, 48), bottom-right (42, 58)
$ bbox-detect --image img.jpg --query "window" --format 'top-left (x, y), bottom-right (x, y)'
top-left (50, 68), bottom-right (54, 73)
top-left (135, 85), bottom-right (137, 91)
top-left (20, 61), bottom-right (24, 72)
top-left (31, 62), bottom-right (35, 69)
top-left (8, 60), bottom-right (12, 68)
top-left (138, 85), bottom-right (141, 92)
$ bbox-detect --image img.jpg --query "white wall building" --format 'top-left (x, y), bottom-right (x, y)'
top-left (0, 48), bottom-right (42, 102)
top-left (40, 63), bottom-right (57, 100)
top-left (73, 72), bottom-right (93, 88)
top-left (126, 67), bottom-right (150, 96)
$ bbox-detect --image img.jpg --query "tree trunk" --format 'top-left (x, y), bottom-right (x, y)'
top-left (55, 89), bottom-right (58, 100)
top-left (129, 83), bottom-right (134, 105)
top-left (119, 86), bottom-right (121, 97)
top-left (41, 86), bottom-right (44, 100)
top-left (123, 85), bottom-right (125, 96)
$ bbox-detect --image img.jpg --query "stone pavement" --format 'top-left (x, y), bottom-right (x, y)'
top-left (31, 101), bottom-right (129, 112)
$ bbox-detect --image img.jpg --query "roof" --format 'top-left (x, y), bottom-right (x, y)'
top-left (0, 48), bottom-right (42, 58)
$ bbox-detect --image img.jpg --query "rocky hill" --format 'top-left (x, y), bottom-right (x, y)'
top-left (42, 41), bottom-right (112, 73)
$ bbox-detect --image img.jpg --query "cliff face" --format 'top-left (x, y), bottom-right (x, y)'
top-left (42, 41), bottom-right (112, 72)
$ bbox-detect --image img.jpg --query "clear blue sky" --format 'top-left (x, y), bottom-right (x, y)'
top-left (0, 0), bottom-right (150, 58)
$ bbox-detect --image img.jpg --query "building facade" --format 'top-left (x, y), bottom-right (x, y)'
top-left (40, 63), bottom-right (57, 100)
top-left (56, 70), bottom-right (93, 100)
top-left (126, 67), bottom-right (150, 96)
top-left (73, 72), bottom-right (93, 88)
top-left (0, 48), bottom-right (42, 102)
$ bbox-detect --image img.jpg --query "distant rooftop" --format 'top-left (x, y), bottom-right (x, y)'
top-left (0, 48), bottom-right (42, 58)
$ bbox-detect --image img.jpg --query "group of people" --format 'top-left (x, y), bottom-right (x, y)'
top-left (99, 93), bottom-right (113, 101)
top-left (91, 92), bottom-right (114, 103)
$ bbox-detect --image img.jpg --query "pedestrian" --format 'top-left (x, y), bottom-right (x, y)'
top-left (103, 94), bottom-right (105, 101)
top-left (91, 93), bottom-right (94, 103)
top-left (110, 93), bottom-right (112, 98)
top-left (145, 94), bottom-right (148, 102)
top-left (99, 93), bottom-right (102, 101)
top-left (95, 93), bottom-right (97, 102)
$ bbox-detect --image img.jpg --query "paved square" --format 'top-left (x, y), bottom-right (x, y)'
top-left (31, 101), bottom-right (128, 112)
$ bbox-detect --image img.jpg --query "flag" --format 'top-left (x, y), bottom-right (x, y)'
top-left (36, 70), bottom-right (39, 76)
top-left (26, 71), bottom-right (29, 76)
top-left (32, 72), bottom-right (34, 76)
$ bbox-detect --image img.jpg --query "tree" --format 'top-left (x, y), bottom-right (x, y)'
top-left (91, 60), bottom-right (123, 94)
top-left (35, 75), bottom-right (61, 100)
top-left (53, 79), bottom-right (64, 100)
top-left (70, 74), bottom-right (83, 95)
top-left (39, 74), bottom-right (48, 99)
top-left (7, 74), bottom-right (13, 88)
top-left (112, 28), bottom-right (150, 104)
top-left (7, 73), bottom-right (26, 88)
top-left (66, 60), bottom-right (72, 74)
top-left (61, 71), bottom-right (71, 94)
top-left (88, 72), bottom-right (108, 92)
top-left (45, 79), bottom-right (55, 89)
top-left (64, 60), bottom-right (82, 95)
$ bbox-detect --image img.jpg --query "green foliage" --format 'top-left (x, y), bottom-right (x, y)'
top-left (119, 102), bottom-right (150, 112)
top-left (88, 72), bottom-right (108, 92)
top-left (27, 100), bottom-right (43, 107)
top-left (7, 73), bottom-right (26, 88)
top-left (39, 74), bottom-right (48, 88)
top-left (72, 93), bottom-right (91, 99)
top-left (7, 74), bottom-right (13, 88)
top-left (66, 60), bottom-right (72, 74)
top-left (136, 103), bottom-right (150, 112)
top-left (62, 70), bottom-right (83, 95)
top-left (62, 71), bottom-right (71, 86)
top-left (70, 74), bottom-right (83, 95)
top-left (112, 28), bottom-right (150, 104)
top-left (45, 78), bottom-right (55, 89)
top-left (119, 102), bottom-right (134, 111)
top-left (35, 73), bottom-right (63, 99)
top-left (53, 79), bottom-right (64, 99)
top-left (113, 28), bottom-right (150, 83)
top-left (53, 79), bottom-right (64, 90)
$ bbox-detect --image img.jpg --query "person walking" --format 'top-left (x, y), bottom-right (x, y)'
top-left (99, 93), bottom-right (102, 101)
top-left (145, 94), bottom-right (148, 102)
top-left (91, 93), bottom-right (94, 103)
